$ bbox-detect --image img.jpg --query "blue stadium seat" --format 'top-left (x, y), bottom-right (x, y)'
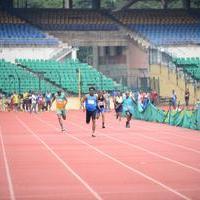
top-left (0, 11), bottom-right (59, 46)
top-left (129, 24), bottom-right (200, 45)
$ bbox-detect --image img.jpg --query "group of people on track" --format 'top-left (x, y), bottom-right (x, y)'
top-left (54, 87), bottom-right (135, 137)
top-left (0, 91), bottom-right (52, 112)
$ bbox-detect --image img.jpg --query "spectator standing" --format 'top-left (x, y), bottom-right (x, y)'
top-left (196, 99), bottom-right (200, 110)
top-left (171, 90), bottom-right (177, 109)
top-left (45, 91), bottom-right (52, 111)
top-left (113, 92), bottom-right (123, 121)
top-left (12, 92), bottom-right (20, 111)
top-left (185, 88), bottom-right (190, 108)
top-left (104, 91), bottom-right (110, 112)
top-left (151, 90), bottom-right (158, 105)
top-left (23, 91), bottom-right (29, 112)
top-left (37, 93), bottom-right (44, 112)
top-left (31, 92), bottom-right (37, 113)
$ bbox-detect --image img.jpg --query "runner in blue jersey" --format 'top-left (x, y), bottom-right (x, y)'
top-left (123, 92), bottom-right (135, 128)
top-left (81, 87), bottom-right (98, 137)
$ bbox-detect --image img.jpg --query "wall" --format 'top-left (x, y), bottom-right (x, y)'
top-left (150, 64), bottom-right (200, 104)
top-left (51, 31), bottom-right (128, 46)
top-left (0, 47), bottom-right (58, 62)
top-left (97, 42), bottom-right (149, 89)
top-left (164, 46), bottom-right (200, 58)
top-left (126, 41), bottom-right (149, 87)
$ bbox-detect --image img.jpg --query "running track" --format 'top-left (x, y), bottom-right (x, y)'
top-left (0, 110), bottom-right (200, 200)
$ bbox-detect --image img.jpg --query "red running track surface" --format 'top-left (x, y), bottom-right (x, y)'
top-left (0, 110), bottom-right (200, 200)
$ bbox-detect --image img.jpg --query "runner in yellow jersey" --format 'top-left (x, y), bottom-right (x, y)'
top-left (52, 90), bottom-right (68, 132)
top-left (12, 92), bottom-right (19, 111)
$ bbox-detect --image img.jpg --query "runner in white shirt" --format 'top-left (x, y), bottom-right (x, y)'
top-left (31, 92), bottom-right (37, 113)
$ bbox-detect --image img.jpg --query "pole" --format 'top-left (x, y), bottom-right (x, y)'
top-left (38, 73), bottom-right (42, 91)
top-left (18, 77), bottom-right (21, 94)
top-left (101, 73), bottom-right (103, 90)
top-left (78, 68), bottom-right (81, 106)
top-left (38, 72), bottom-right (45, 92)
top-left (57, 72), bottom-right (61, 85)
top-left (14, 79), bottom-right (16, 91)
top-left (9, 75), bottom-right (15, 94)
top-left (39, 76), bottom-right (41, 91)
top-left (9, 79), bottom-right (11, 94)
top-left (168, 99), bottom-right (172, 125)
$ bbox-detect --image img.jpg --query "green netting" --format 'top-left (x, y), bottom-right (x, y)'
top-left (127, 102), bottom-right (200, 131)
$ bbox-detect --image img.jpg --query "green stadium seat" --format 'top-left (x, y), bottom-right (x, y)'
top-left (0, 60), bottom-right (58, 94)
top-left (174, 57), bottom-right (200, 81)
top-left (15, 58), bottom-right (123, 94)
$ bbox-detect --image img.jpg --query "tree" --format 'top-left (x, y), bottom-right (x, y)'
top-left (73, 0), bottom-right (92, 8)
top-left (27, 0), bottom-right (63, 8)
top-left (192, 0), bottom-right (200, 7)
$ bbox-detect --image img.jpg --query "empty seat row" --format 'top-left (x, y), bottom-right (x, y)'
top-left (0, 10), bottom-right (59, 46)
top-left (0, 60), bottom-right (58, 94)
top-left (114, 10), bottom-right (198, 24)
top-left (129, 24), bottom-right (200, 45)
top-left (16, 59), bottom-right (122, 93)
top-left (173, 57), bottom-right (200, 81)
top-left (40, 24), bottom-right (118, 31)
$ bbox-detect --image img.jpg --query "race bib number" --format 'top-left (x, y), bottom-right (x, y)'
top-left (88, 99), bottom-right (95, 105)
top-left (56, 100), bottom-right (66, 109)
top-left (127, 106), bottom-right (132, 110)
top-left (99, 102), bottom-right (104, 106)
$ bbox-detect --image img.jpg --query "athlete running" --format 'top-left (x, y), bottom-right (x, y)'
top-left (123, 92), bottom-right (135, 128)
top-left (51, 90), bottom-right (68, 132)
top-left (97, 91), bottom-right (106, 128)
top-left (81, 87), bottom-right (98, 137)
top-left (113, 92), bottom-right (123, 121)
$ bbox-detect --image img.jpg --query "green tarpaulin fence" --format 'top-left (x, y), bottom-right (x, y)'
top-left (126, 102), bottom-right (200, 131)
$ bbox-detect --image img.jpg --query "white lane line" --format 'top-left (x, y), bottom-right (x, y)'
top-left (101, 124), bottom-right (200, 173)
top-left (0, 126), bottom-right (16, 200)
top-left (16, 116), bottom-right (102, 200)
top-left (105, 130), bottom-right (200, 173)
top-left (67, 114), bottom-right (200, 173)
top-left (133, 124), bottom-right (200, 142)
top-left (35, 114), bottom-right (200, 172)
top-left (35, 115), bottom-right (192, 200)
top-left (67, 113), bottom-right (200, 162)
top-left (67, 119), bottom-right (200, 173)
top-left (129, 131), bottom-right (200, 154)
top-left (68, 111), bottom-right (200, 154)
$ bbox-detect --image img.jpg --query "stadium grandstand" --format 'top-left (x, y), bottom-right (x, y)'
top-left (0, 1), bottom-right (200, 199)
top-left (0, 0), bottom-right (199, 102)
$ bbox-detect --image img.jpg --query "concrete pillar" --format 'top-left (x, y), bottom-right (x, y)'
top-left (72, 48), bottom-right (77, 60)
top-left (161, 0), bottom-right (168, 9)
top-left (64, 0), bottom-right (73, 8)
top-left (110, 46), bottom-right (115, 56)
top-left (99, 46), bottom-right (104, 57)
top-left (103, 46), bottom-right (106, 56)
top-left (2, 0), bottom-right (13, 9)
top-left (92, 0), bottom-right (100, 9)
top-left (93, 46), bottom-right (99, 69)
top-left (126, 46), bottom-right (132, 88)
top-left (126, 41), bottom-right (149, 89)
top-left (183, 0), bottom-right (190, 9)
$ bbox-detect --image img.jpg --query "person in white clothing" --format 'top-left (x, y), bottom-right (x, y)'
top-left (31, 92), bottom-right (37, 113)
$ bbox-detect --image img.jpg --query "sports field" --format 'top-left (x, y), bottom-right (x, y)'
top-left (1, 111), bottom-right (200, 200)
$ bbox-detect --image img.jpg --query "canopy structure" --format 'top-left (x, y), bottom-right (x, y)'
top-left (0, 0), bottom-right (193, 10)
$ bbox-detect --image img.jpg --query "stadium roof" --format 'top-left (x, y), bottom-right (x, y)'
top-left (1, 0), bottom-right (196, 10)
